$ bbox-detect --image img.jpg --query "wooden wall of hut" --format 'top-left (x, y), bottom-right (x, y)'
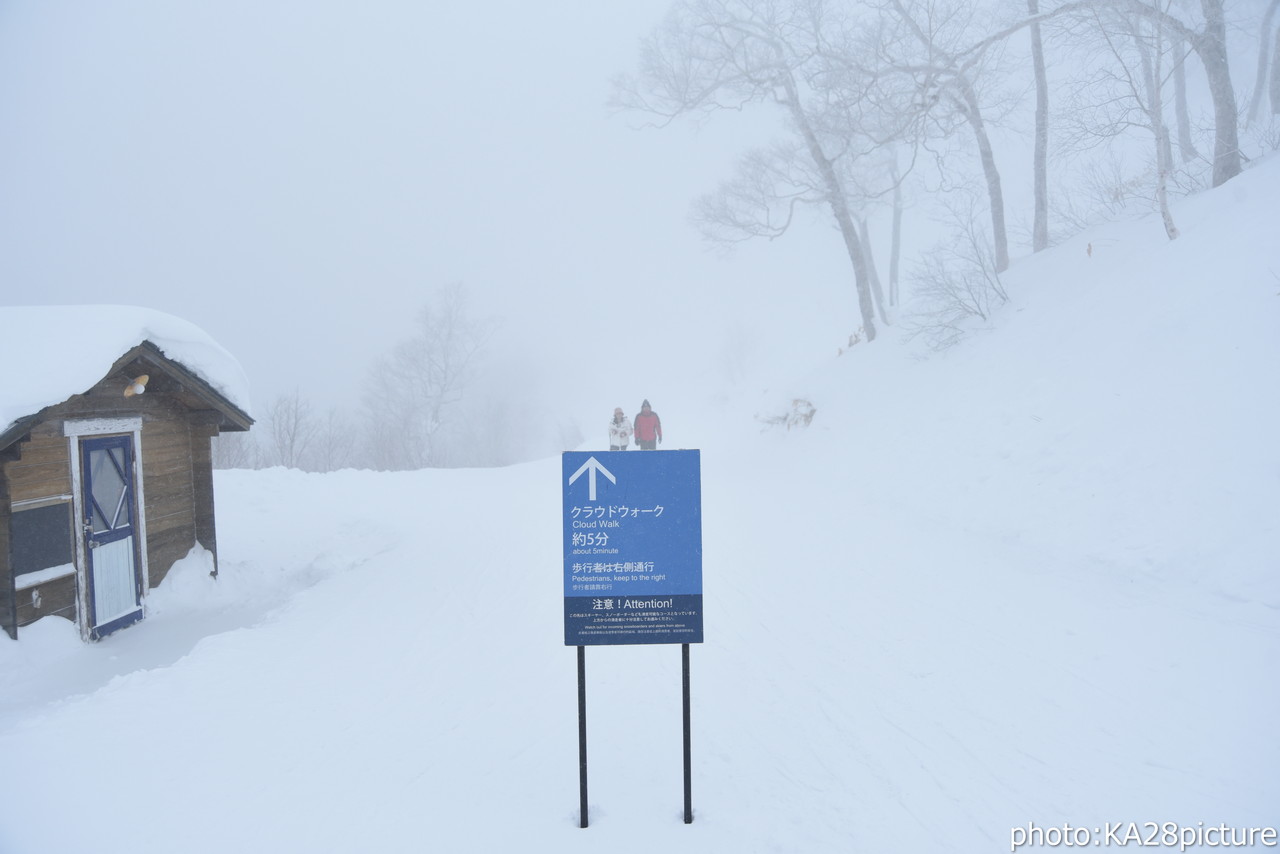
top-left (2, 367), bottom-right (223, 634)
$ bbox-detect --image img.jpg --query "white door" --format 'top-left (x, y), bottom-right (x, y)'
top-left (80, 435), bottom-right (144, 639)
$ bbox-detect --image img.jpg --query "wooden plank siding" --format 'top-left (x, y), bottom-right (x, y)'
top-left (14, 574), bottom-right (76, 626)
top-left (140, 416), bottom-right (198, 588)
top-left (4, 434), bottom-right (73, 505)
top-left (191, 426), bottom-right (219, 572)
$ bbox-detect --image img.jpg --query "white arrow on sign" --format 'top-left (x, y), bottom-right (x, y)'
top-left (568, 456), bottom-right (616, 501)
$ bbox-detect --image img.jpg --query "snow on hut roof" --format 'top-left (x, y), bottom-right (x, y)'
top-left (0, 305), bottom-right (253, 435)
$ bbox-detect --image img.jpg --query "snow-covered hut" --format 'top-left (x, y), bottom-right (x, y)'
top-left (0, 306), bottom-right (253, 641)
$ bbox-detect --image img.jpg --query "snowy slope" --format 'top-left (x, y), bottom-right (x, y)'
top-left (1, 158), bottom-right (1277, 853)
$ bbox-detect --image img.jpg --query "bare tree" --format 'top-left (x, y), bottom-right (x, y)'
top-left (1269, 20), bottom-right (1280, 117)
top-left (1145, 15), bottom-right (1181, 238)
top-left (267, 389), bottom-right (319, 470)
top-left (211, 432), bottom-right (262, 470)
top-left (692, 141), bottom-right (819, 245)
top-left (875, 0), bottom-right (1027, 272)
top-left (1170, 33), bottom-right (1200, 162)
top-left (311, 407), bottom-right (359, 473)
top-left (1061, 1), bottom-right (1185, 239)
top-left (614, 0), bottom-right (914, 342)
top-left (1029, 0), bottom-right (1051, 252)
top-left (1274, 22), bottom-right (1280, 116)
top-left (1246, 0), bottom-right (1280, 125)
top-left (903, 194), bottom-right (1008, 350)
top-left (888, 150), bottom-right (905, 307)
top-left (1109, 0), bottom-right (1240, 186)
top-left (857, 216), bottom-right (892, 324)
top-left (362, 285), bottom-right (493, 470)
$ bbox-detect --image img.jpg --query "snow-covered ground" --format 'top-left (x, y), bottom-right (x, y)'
top-left (2, 158), bottom-right (1278, 853)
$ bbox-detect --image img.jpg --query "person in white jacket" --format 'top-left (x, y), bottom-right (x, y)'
top-left (608, 407), bottom-right (633, 451)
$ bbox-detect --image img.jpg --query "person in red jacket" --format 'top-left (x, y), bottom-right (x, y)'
top-left (633, 399), bottom-right (662, 450)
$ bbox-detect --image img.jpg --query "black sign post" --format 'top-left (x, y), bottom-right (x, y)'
top-left (578, 644), bottom-right (589, 828)
top-left (682, 642), bottom-right (693, 824)
top-left (562, 450), bottom-right (703, 828)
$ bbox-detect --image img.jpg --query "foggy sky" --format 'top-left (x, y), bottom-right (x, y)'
top-left (0, 1), bottom-right (856, 435)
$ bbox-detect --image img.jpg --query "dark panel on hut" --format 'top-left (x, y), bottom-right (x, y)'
top-left (11, 502), bottom-right (73, 574)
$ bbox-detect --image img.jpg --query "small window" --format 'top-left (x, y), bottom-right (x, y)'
top-left (11, 502), bottom-right (74, 577)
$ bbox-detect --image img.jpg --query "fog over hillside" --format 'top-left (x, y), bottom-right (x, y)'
top-left (2, 0), bottom-right (1276, 469)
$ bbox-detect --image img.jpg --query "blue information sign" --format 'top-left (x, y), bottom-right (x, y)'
top-left (562, 449), bottom-right (703, 646)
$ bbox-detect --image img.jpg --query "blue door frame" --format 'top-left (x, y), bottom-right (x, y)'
top-left (80, 434), bottom-right (144, 639)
